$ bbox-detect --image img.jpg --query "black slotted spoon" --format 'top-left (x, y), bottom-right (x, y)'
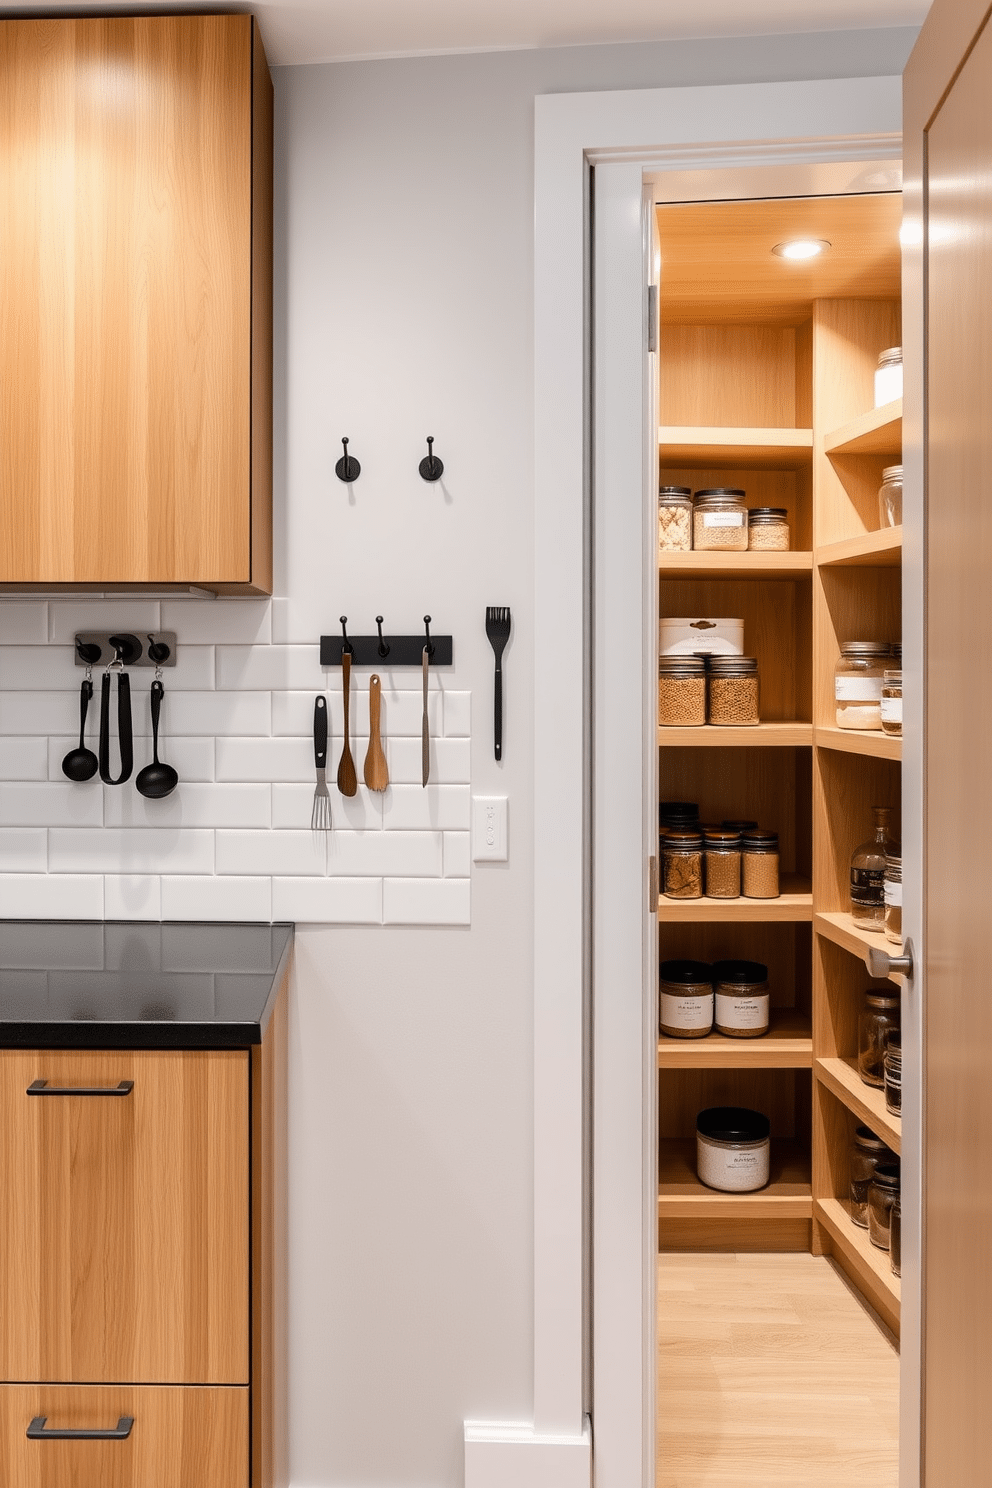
top-left (485, 606), bottom-right (511, 761)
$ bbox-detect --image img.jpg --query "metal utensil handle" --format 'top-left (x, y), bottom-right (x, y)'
top-left (494, 663), bottom-right (502, 762)
top-left (27, 1079), bottom-right (134, 1097)
top-left (314, 695), bottom-right (327, 767)
top-left (27, 1415), bottom-right (134, 1440)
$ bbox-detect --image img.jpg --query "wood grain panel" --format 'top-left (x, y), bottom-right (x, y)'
top-left (0, 1384), bottom-right (247, 1488)
top-left (659, 326), bottom-right (798, 426)
top-left (658, 1067), bottom-right (808, 1141)
top-left (812, 748), bottom-right (901, 916)
top-left (0, 1049), bottom-right (248, 1383)
top-left (658, 464), bottom-right (811, 553)
top-left (813, 565), bottom-right (901, 730)
top-left (251, 967), bottom-right (288, 1487)
top-left (658, 1217), bottom-right (812, 1252)
top-left (659, 747), bottom-right (811, 875)
top-left (658, 922), bottom-right (810, 1015)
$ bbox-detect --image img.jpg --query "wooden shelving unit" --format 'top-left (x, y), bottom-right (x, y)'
top-left (658, 722), bottom-right (812, 748)
top-left (822, 398), bottom-right (902, 457)
top-left (818, 526), bottom-right (902, 568)
top-left (816, 1056), bottom-right (901, 1153)
top-left (814, 726), bottom-right (902, 761)
top-left (657, 877), bottom-right (812, 923)
top-left (659, 426), bottom-right (813, 469)
top-left (658, 550), bottom-right (812, 576)
top-left (815, 1196), bottom-right (901, 1335)
top-left (658, 1008), bottom-right (812, 1068)
top-left (658, 1138), bottom-right (812, 1218)
top-left (815, 911), bottom-right (906, 986)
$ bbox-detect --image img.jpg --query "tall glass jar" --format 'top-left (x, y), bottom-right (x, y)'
top-left (858, 990), bottom-right (901, 1088)
top-left (881, 669), bottom-right (902, 736)
top-left (662, 827), bottom-right (704, 899)
top-left (658, 486), bottom-right (693, 553)
top-left (884, 1031), bottom-right (902, 1115)
top-left (875, 346), bottom-right (903, 406)
top-left (850, 806), bottom-right (899, 929)
top-left (884, 854), bottom-right (903, 944)
top-left (703, 829), bottom-right (741, 898)
top-left (835, 642), bottom-right (890, 729)
top-left (878, 465), bottom-right (903, 527)
top-left (741, 829), bottom-right (779, 898)
top-left (693, 489), bottom-right (748, 552)
top-left (850, 1125), bottom-right (895, 1228)
top-left (659, 959), bottom-right (713, 1039)
top-left (747, 507), bottom-right (790, 551)
top-left (707, 656), bottom-right (760, 726)
top-left (658, 656), bottom-right (707, 727)
top-left (868, 1163), bottom-right (901, 1250)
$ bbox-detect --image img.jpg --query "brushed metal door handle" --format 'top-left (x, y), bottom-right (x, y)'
top-left (865, 938), bottom-right (914, 981)
top-left (26, 1079), bottom-right (134, 1097)
top-left (27, 1415), bottom-right (134, 1440)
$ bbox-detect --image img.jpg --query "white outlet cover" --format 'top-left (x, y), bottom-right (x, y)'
top-left (472, 795), bottom-right (508, 861)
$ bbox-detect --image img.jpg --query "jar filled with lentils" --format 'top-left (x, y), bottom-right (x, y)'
top-left (658, 486), bottom-right (693, 553)
top-left (693, 489), bottom-right (748, 552)
top-left (662, 826), bottom-right (704, 899)
top-left (703, 828), bottom-right (742, 898)
top-left (707, 655), bottom-right (760, 726)
top-left (850, 1125), bottom-right (895, 1228)
top-left (659, 959), bottom-right (713, 1039)
top-left (747, 507), bottom-right (791, 551)
top-left (658, 656), bottom-right (707, 727)
top-left (741, 829), bottom-right (780, 898)
top-left (712, 959), bottom-right (770, 1038)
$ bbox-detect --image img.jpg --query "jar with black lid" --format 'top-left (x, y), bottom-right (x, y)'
top-left (858, 991), bottom-right (900, 1088)
top-left (741, 829), bottom-right (780, 898)
top-left (659, 959), bottom-right (713, 1039)
top-left (711, 960), bottom-right (770, 1038)
top-left (693, 489), bottom-right (748, 552)
top-left (662, 827), bottom-right (704, 899)
top-left (884, 1031), bottom-right (902, 1115)
top-left (659, 801), bottom-right (699, 832)
top-left (722, 819), bottom-right (758, 833)
top-left (658, 486), bottom-right (693, 553)
top-left (707, 656), bottom-right (760, 726)
top-left (850, 1125), bottom-right (895, 1228)
top-left (696, 1106), bottom-right (770, 1192)
top-left (747, 507), bottom-right (791, 551)
top-left (658, 656), bottom-right (707, 727)
top-left (868, 1163), bottom-right (901, 1250)
top-left (703, 829), bottom-right (741, 898)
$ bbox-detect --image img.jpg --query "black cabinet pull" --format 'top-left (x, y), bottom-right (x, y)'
top-left (26, 1079), bottom-right (134, 1097)
top-left (27, 1415), bottom-right (134, 1440)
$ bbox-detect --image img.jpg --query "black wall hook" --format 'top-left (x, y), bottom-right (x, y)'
top-left (419, 436), bottom-right (444, 482)
top-left (340, 616), bottom-right (354, 654)
top-left (375, 617), bottom-right (390, 658)
top-left (423, 615), bottom-right (435, 658)
top-left (335, 437), bottom-right (361, 483)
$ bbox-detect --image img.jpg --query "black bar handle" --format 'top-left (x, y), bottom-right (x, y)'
top-left (27, 1415), bottom-right (134, 1440)
top-left (27, 1079), bottom-right (134, 1097)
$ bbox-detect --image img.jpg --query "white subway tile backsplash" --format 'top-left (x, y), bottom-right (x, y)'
top-left (0, 603), bottom-right (49, 645)
top-left (104, 783), bottom-right (271, 830)
top-left (49, 601), bottom-right (161, 645)
top-left (171, 646), bottom-right (216, 690)
top-left (374, 687), bottom-right (441, 738)
top-left (104, 875), bottom-right (162, 920)
top-left (383, 877), bottom-right (471, 925)
top-left (443, 832), bottom-right (472, 878)
top-left (50, 828), bottom-right (214, 875)
top-left (381, 784), bottom-right (470, 831)
top-left (215, 830), bottom-right (325, 877)
top-left (216, 644), bottom-right (326, 692)
top-left (161, 874), bottom-right (272, 921)
top-left (271, 876), bottom-right (382, 923)
top-left (0, 738), bottom-right (51, 781)
top-left (1, 874), bottom-right (104, 918)
top-left (386, 737), bottom-right (471, 784)
top-left (442, 691), bottom-right (471, 737)
top-left (272, 689), bottom-right (344, 736)
top-left (0, 829), bottom-right (48, 873)
top-left (159, 691), bottom-right (271, 737)
top-left (217, 736), bottom-right (313, 783)
top-left (272, 784), bottom-right (382, 832)
top-left (1, 692), bottom-right (88, 735)
top-left (161, 599), bottom-right (271, 646)
top-left (0, 782), bottom-right (103, 828)
top-left (326, 830), bottom-right (441, 878)
top-left (46, 735), bottom-right (215, 783)
top-left (0, 646), bottom-right (77, 689)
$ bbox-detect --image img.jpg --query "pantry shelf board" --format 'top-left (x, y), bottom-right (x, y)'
top-left (658, 1138), bottom-right (812, 1219)
top-left (658, 876), bottom-right (813, 923)
top-left (814, 726), bottom-right (902, 761)
top-left (816, 1057), bottom-right (902, 1154)
top-left (814, 912), bottom-right (907, 986)
top-left (657, 722), bottom-right (813, 748)
top-left (659, 426), bottom-right (814, 469)
top-left (823, 398), bottom-right (902, 457)
top-left (658, 551), bottom-right (813, 577)
top-left (815, 1196), bottom-right (901, 1335)
top-left (816, 527), bottom-right (902, 568)
top-left (657, 1008), bottom-right (812, 1068)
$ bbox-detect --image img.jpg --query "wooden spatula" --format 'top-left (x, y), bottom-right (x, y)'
top-left (364, 674), bottom-right (389, 792)
top-left (336, 651), bottom-right (358, 797)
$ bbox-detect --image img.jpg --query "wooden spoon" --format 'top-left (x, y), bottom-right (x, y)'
top-left (363, 674), bottom-right (389, 792)
top-left (336, 651), bottom-right (358, 797)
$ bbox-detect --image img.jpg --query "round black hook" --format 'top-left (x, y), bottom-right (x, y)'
top-left (335, 437), bottom-right (361, 484)
top-left (375, 616), bottom-right (390, 659)
top-left (419, 436), bottom-right (444, 483)
top-left (75, 637), bottom-right (101, 666)
top-left (339, 616), bottom-right (354, 655)
top-left (423, 615), bottom-right (435, 658)
top-left (147, 634), bottom-right (171, 665)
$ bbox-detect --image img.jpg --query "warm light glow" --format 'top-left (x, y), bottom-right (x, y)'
top-left (771, 239), bottom-right (830, 261)
top-left (900, 221), bottom-right (923, 246)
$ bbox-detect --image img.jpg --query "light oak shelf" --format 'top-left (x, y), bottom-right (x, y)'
top-left (658, 876), bottom-right (812, 923)
top-left (823, 398), bottom-right (902, 458)
top-left (659, 550), bottom-right (813, 577)
top-left (659, 425), bottom-right (814, 468)
top-left (815, 726), bottom-right (902, 761)
top-left (658, 1008), bottom-right (812, 1068)
top-left (658, 1138), bottom-right (812, 1218)
top-left (814, 911), bottom-right (906, 986)
top-left (816, 1056), bottom-right (902, 1154)
top-left (816, 1196), bottom-right (901, 1317)
top-left (816, 526), bottom-right (902, 568)
top-left (657, 722), bottom-right (812, 748)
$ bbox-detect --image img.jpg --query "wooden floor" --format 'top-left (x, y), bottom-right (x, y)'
top-left (657, 1253), bottom-right (899, 1487)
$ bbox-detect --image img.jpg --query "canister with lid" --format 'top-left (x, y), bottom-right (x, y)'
top-left (696, 1106), bottom-right (770, 1192)
top-left (878, 465), bottom-right (903, 527)
top-left (741, 829), bottom-right (780, 898)
top-left (835, 642), bottom-right (890, 730)
top-left (707, 656), bottom-right (760, 726)
top-left (711, 960), bottom-right (770, 1037)
top-left (850, 1125), bottom-right (895, 1228)
top-left (884, 1031), bottom-right (902, 1115)
top-left (874, 347), bottom-right (903, 407)
top-left (881, 670), bottom-right (902, 736)
top-left (660, 616), bottom-right (744, 656)
top-left (703, 829), bottom-right (742, 898)
top-left (662, 826), bottom-right (704, 899)
top-left (658, 656), bottom-right (707, 727)
top-left (659, 960), bottom-right (713, 1039)
top-left (659, 801), bottom-right (699, 832)
top-left (747, 507), bottom-right (791, 551)
top-left (858, 991), bottom-right (900, 1088)
top-left (884, 853), bottom-right (902, 945)
top-left (868, 1162), bottom-right (901, 1250)
top-left (658, 486), bottom-right (693, 552)
top-left (693, 489), bottom-right (748, 552)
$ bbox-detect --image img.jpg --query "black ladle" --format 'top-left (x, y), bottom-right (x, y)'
top-left (62, 679), bottom-right (98, 781)
top-left (135, 680), bottom-right (178, 798)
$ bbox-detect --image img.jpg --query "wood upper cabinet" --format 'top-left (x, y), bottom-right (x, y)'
top-left (0, 15), bottom-right (273, 593)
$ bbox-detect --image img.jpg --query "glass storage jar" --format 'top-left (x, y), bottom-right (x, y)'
top-left (878, 464), bottom-right (903, 528)
top-left (850, 806), bottom-right (899, 929)
top-left (693, 489), bottom-right (748, 552)
top-left (659, 802), bottom-right (699, 833)
top-left (890, 1198), bottom-right (901, 1277)
top-left (884, 1031), bottom-right (902, 1115)
top-left (658, 486), bottom-right (693, 553)
top-left (741, 829), bottom-right (780, 899)
top-left (884, 853), bottom-right (903, 945)
top-left (835, 642), bottom-right (890, 729)
top-left (881, 669), bottom-right (902, 736)
top-left (712, 959), bottom-right (770, 1038)
top-left (874, 347), bottom-right (903, 407)
top-left (703, 829), bottom-right (742, 898)
top-left (658, 656), bottom-right (707, 727)
top-left (858, 991), bottom-right (901, 1088)
top-left (696, 1107), bottom-right (770, 1193)
top-left (659, 959), bottom-right (713, 1039)
top-left (850, 1125), bottom-right (895, 1228)
top-left (747, 507), bottom-right (791, 551)
top-left (662, 827), bottom-right (704, 899)
top-left (707, 656), bottom-right (760, 726)
top-left (868, 1163), bottom-right (901, 1250)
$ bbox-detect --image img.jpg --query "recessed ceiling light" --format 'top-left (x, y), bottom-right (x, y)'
top-left (771, 239), bottom-right (831, 261)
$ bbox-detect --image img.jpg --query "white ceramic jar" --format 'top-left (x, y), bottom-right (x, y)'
top-left (696, 1107), bottom-right (770, 1192)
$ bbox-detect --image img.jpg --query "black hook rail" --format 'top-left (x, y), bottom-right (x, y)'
top-left (320, 615), bottom-right (452, 668)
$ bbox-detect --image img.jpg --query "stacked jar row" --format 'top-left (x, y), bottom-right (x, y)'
top-left (658, 654), bottom-right (760, 727)
top-left (659, 958), bottom-right (771, 1039)
top-left (850, 1125), bottom-right (901, 1275)
top-left (660, 817), bottom-right (780, 901)
top-left (659, 486), bottom-right (791, 553)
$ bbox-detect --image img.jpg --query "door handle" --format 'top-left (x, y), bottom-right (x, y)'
top-left (26, 1079), bottom-right (134, 1097)
top-left (865, 937), bottom-right (914, 981)
top-left (27, 1415), bottom-right (134, 1440)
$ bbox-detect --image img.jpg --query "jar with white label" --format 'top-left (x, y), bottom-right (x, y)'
top-left (835, 642), bottom-right (890, 729)
top-left (711, 960), bottom-right (770, 1038)
top-left (884, 853), bottom-right (903, 945)
top-left (693, 489), bottom-right (748, 552)
top-left (874, 347), bottom-right (903, 407)
top-left (696, 1106), bottom-right (770, 1193)
top-left (659, 959), bottom-right (713, 1039)
top-left (881, 669), bottom-right (902, 736)
top-left (878, 465), bottom-right (903, 528)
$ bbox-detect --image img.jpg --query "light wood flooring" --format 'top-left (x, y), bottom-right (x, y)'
top-left (657, 1253), bottom-right (899, 1487)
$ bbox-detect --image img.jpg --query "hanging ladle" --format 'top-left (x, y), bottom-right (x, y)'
top-left (136, 679), bottom-right (178, 798)
top-left (62, 678), bottom-right (99, 781)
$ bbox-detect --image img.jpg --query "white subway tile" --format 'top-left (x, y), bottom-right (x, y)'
top-left (385, 737), bottom-right (471, 784)
top-left (0, 829), bottom-right (48, 873)
top-left (170, 646), bottom-right (216, 690)
top-left (217, 736), bottom-right (314, 783)
top-left (270, 596), bottom-right (319, 645)
top-left (156, 690), bottom-right (271, 737)
top-left (0, 603), bottom-right (48, 644)
top-left (373, 687), bottom-right (441, 738)
top-left (443, 832), bottom-right (472, 878)
top-left (50, 828), bottom-right (214, 875)
top-left (104, 783), bottom-right (270, 829)
top-left (0, 738), bottom-right (51, 781)
top-left (161, 599), bottom-right (271, 645)
top-left (215, 830), bottom-right (325, 877)
top-left (216, 645), bottom-right (327, 692)
top-left (442, 690), bottom-right (471, 737)
top-left (104, 875), bottom-right (162, 920)
top-left (325, 830), bottom-right (441, 878)
top-left (1, 693), bottom-right (83, 735)
top-left (272, 689), bottom-right (345, 736)
top-left (161, 875), bottom-right (272, 921)
top-left (0, 646), bottom-right (78, 690)
top-left (271, 876), bottom-right (382, 923)
top-left (49, 601), bottom-right (161, 644)
top-left (0, 874), bottom-right (104, 918)
top-left (382, 877), bottom-right (471, 925)
top-left (381, 784), bottom-right (470, 831)
top-left (272, 784), bottom-right (382, 832)
top-left (47, 735), bottom-right (215, 783)
top-left (0, 781), bottom-right (103, 828)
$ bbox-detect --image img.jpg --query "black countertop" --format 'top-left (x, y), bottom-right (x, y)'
top-left (0, 921), bottom-right (294, 1048)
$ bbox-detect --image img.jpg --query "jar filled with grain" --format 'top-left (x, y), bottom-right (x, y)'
top-left (868, 1163), bottom-right (901, 1251)
top-left (741, 829), bottom-right (780, 898)
top-left (858, 990), bottom-right (900, 1088)
top-left (659, 959), bottom-right (713, 1039)
top-left (658, 656), bottom-right (707, 727)
top-left (884, 853), bottom-right (903, 944)
top-left (850, 1125), bottom-right (896, 1228)
top-left (835, 641), bottom-right (890, 729)
top-left (712, 959), bottom-right (770, 1037)
top-left (878, 465), bottom-right (903, 528)
top-left (884, 1031), bottom-right (902, 1115)
top-left (703, 828), bottom-right (741, 898)
top-left (747, 507), bottom-right (791, 551)
top-left (707, 655), bottom-right (760, 726)
top-left (693, 489), bottom-right (748, 552)
top-left (881, 669), bottom-right (902, 736)
top-left (662, 827), bottom-right (704, 899)
top-left (658, 486), bottom-right (693, 553)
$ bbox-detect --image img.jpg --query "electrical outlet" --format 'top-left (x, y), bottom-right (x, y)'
top-left (472, 796), bottom-right (508, 861)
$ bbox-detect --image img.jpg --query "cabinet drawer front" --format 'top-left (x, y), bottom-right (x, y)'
top-left (0, 1050), bottom-right (248, 1384)
top-left (0, 1384), bottom-right (247, 1488)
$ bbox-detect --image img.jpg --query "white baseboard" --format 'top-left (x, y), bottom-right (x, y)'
top-left (464, 1420), bottom-right (592, 1488)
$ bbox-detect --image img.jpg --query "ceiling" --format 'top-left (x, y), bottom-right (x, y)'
top-left (0, 0), bottom-right (930, 68)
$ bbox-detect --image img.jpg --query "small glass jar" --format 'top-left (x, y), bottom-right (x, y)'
top-left (890, 1198), bottom-right (901, 1277)
top-left (858, 991), bottom-right (901, 1088)
top-left (878, 464), bottom-right (903, 528)
top-left (703, 829), bottom-right (742, 898)
top-left (712, 959), bottom-right (769, 1038)
top-left (875, 347), bottom-right (903, 408)
top-left (707, 656), bottom-right (760, 726)
top-left (868, 1163), bottom-right (901, 1251)
top-left (884, 1031), bottom-right (902, 1115)
top-left (881, 669), bottom-right (902, 736)
top-left (662, 827), bottom-right (704, 899)
top-left (835, 642), bottom-right (890, 730)
top-left (747, 507), bottom-right (791, 551)
top-left (658, 486), bottom-right (693, 553)
top-left (884, 854), bottom-right (903, 945)
top-left (693, 489), bottom-right (748, 552)
top-left (741, 829), bottom-right (780, 899)
top-left (659, 802), bottom-right (699, 834)
top-left (696, 1106), bottom-right (770, 1193)
top-left (659, 959), bottom-right (713, 1039)
top-left (658, 656), bottom-right (707, 727)
top-left (850, 1125), bottom-right (894, 1228)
